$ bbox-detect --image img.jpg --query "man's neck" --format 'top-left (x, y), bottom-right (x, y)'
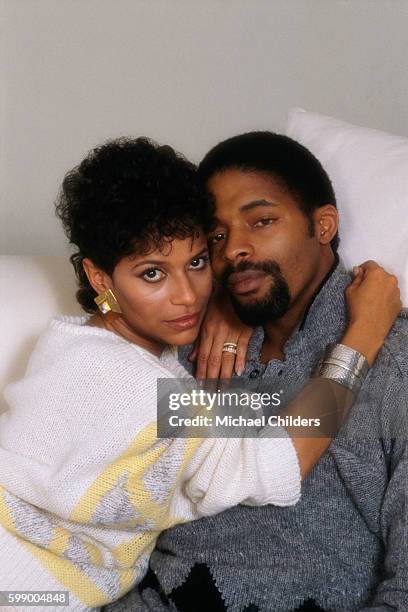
top-left (261, 252), bottom-right (336, 363)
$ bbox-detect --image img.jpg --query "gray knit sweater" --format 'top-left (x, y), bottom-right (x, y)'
top-left (109, 262), bottom-right (408, 612)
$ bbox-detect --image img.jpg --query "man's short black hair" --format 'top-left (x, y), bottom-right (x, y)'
top-left (198, 131), bottom-right (339, 252)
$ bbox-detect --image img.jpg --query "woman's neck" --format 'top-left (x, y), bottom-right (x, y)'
top-left (88, 314), bottom-right (166, 358)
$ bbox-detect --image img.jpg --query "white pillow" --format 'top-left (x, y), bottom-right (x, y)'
top-left (286, 108), bottom-right (408, 305)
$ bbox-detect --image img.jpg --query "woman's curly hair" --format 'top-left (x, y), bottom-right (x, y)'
top-left (56, 137), bottom-right (215, 313)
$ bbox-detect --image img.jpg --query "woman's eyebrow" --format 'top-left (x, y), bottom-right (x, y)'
top-left (131, 248), bottom-right (208, 269)
top-left (190, 247), bottom-right (209, 258)
top-left (131, 259), bottom-right (166, 269)
top-left (239, 199), bottom-right (279, 212)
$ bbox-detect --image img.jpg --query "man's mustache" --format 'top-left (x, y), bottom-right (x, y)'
top-left (220, 260), bottom-right (284, 289)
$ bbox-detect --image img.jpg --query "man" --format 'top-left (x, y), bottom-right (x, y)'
top-left (110, 133), bottom-right (408, 611)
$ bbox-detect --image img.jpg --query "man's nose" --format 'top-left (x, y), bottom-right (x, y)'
top-left (222, 231), bottom-right (254, 263)
top-left (170, 275), bottom-right (197, 306)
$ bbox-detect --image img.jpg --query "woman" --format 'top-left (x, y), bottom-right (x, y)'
top-left (0, 138), bottom-right (401, 610)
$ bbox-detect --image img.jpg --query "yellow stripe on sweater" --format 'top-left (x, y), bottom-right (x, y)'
top-left (0, 420), bottom-right (204, 606)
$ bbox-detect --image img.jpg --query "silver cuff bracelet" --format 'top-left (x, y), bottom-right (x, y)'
top-left (314, 343), bottom-right (369, 394)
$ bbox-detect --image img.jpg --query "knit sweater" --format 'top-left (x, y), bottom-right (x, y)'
top-left (0, 316), bottom-right (301, 611)
top-left (110, 261), bottom-right (408, 612)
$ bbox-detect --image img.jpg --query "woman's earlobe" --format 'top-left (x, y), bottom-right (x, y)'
top-left (82, 257), bottom-right (108, 295)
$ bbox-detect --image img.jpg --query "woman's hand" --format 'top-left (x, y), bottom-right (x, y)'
top-left (342, 261), bottom-right (402, 366)
top-left (189, 290), bottom-right (253, 380)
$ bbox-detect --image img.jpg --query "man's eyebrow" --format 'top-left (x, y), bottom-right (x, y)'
top-left (239, 199), bottom-right (279, 212)
top-left (131, 248), bottom-right (209, 269)
top-left (211, 200), bottom-right (279, 226)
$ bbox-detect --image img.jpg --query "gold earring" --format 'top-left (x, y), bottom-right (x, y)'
top-left (94, 289), bottom-right (122, 314)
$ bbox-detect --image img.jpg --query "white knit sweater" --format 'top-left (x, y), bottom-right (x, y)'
top-left (0, 316), bottom-right (300, 611)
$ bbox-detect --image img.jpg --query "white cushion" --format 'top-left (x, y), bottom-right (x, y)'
top-left (0, 256), bottom-right (81, 408)
top-left (286, 108), bottom-right (408, 305)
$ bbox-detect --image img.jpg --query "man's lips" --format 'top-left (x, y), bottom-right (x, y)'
top-left (227, 270), bottom-right (268, 296)
top-left (164, 312), bottom-right (201, 330)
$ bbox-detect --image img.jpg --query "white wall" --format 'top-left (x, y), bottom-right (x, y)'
top-left (1, 0), bottom-right (408, 255)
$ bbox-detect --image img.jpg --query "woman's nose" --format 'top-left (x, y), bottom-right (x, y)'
top-left (170, 276), bottom-right (197, 306)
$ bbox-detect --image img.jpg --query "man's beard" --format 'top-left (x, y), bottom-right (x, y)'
top-left (221, 260), bottom-right (291, 326)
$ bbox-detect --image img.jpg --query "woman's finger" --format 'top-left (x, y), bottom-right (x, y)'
top-left (234, 331), bottom-right (251, 376)
top-left (219, 344), bottom-right (238, 380)
top-left (358, 260), bottom-right (379, 271)
top-left (196, 333), bottom-right (215, 380)
top-left (357, 260), bottom-right (381, 280)
top-left (206, 332), bottom-right (236, 380)
top-left (348, 266), bottom-right (364, 288)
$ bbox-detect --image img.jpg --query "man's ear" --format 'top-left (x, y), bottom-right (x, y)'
top-left (82, 258), bottom-right (112, 295)
top-left (313, 205), bottom-right (339, 245)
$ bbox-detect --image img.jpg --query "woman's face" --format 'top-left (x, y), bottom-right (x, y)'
top-left (106, 232), bottom-right (213, 355)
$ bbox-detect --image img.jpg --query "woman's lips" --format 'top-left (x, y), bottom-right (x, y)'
top-left (227, 271), bottom-right (267, 296)
top-left (164, 312), bottom-right (200, 330)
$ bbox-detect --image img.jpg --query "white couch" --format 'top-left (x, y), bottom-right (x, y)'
top-left (0, 256), bottom-right (82, 411)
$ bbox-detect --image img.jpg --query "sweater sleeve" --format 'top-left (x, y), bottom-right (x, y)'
top-left (356, 445), bottom-right (408, 611)
top-left (0, 333), bottom-right (300, 522)
top-left (356, 382), bottom-right (408, 611)
top-left (0, 336), bottom-right (301, 523)
top-left (177, 432), bottom-right (301, 518)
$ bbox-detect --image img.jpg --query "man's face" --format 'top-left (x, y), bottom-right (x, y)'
top-left (207, 169), bottom-right (325, 325)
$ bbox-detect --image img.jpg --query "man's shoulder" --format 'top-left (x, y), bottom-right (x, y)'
top-left (381, 308), bottom-right (408, 378)
top-left (177, 343), bottom-right (195, 375)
